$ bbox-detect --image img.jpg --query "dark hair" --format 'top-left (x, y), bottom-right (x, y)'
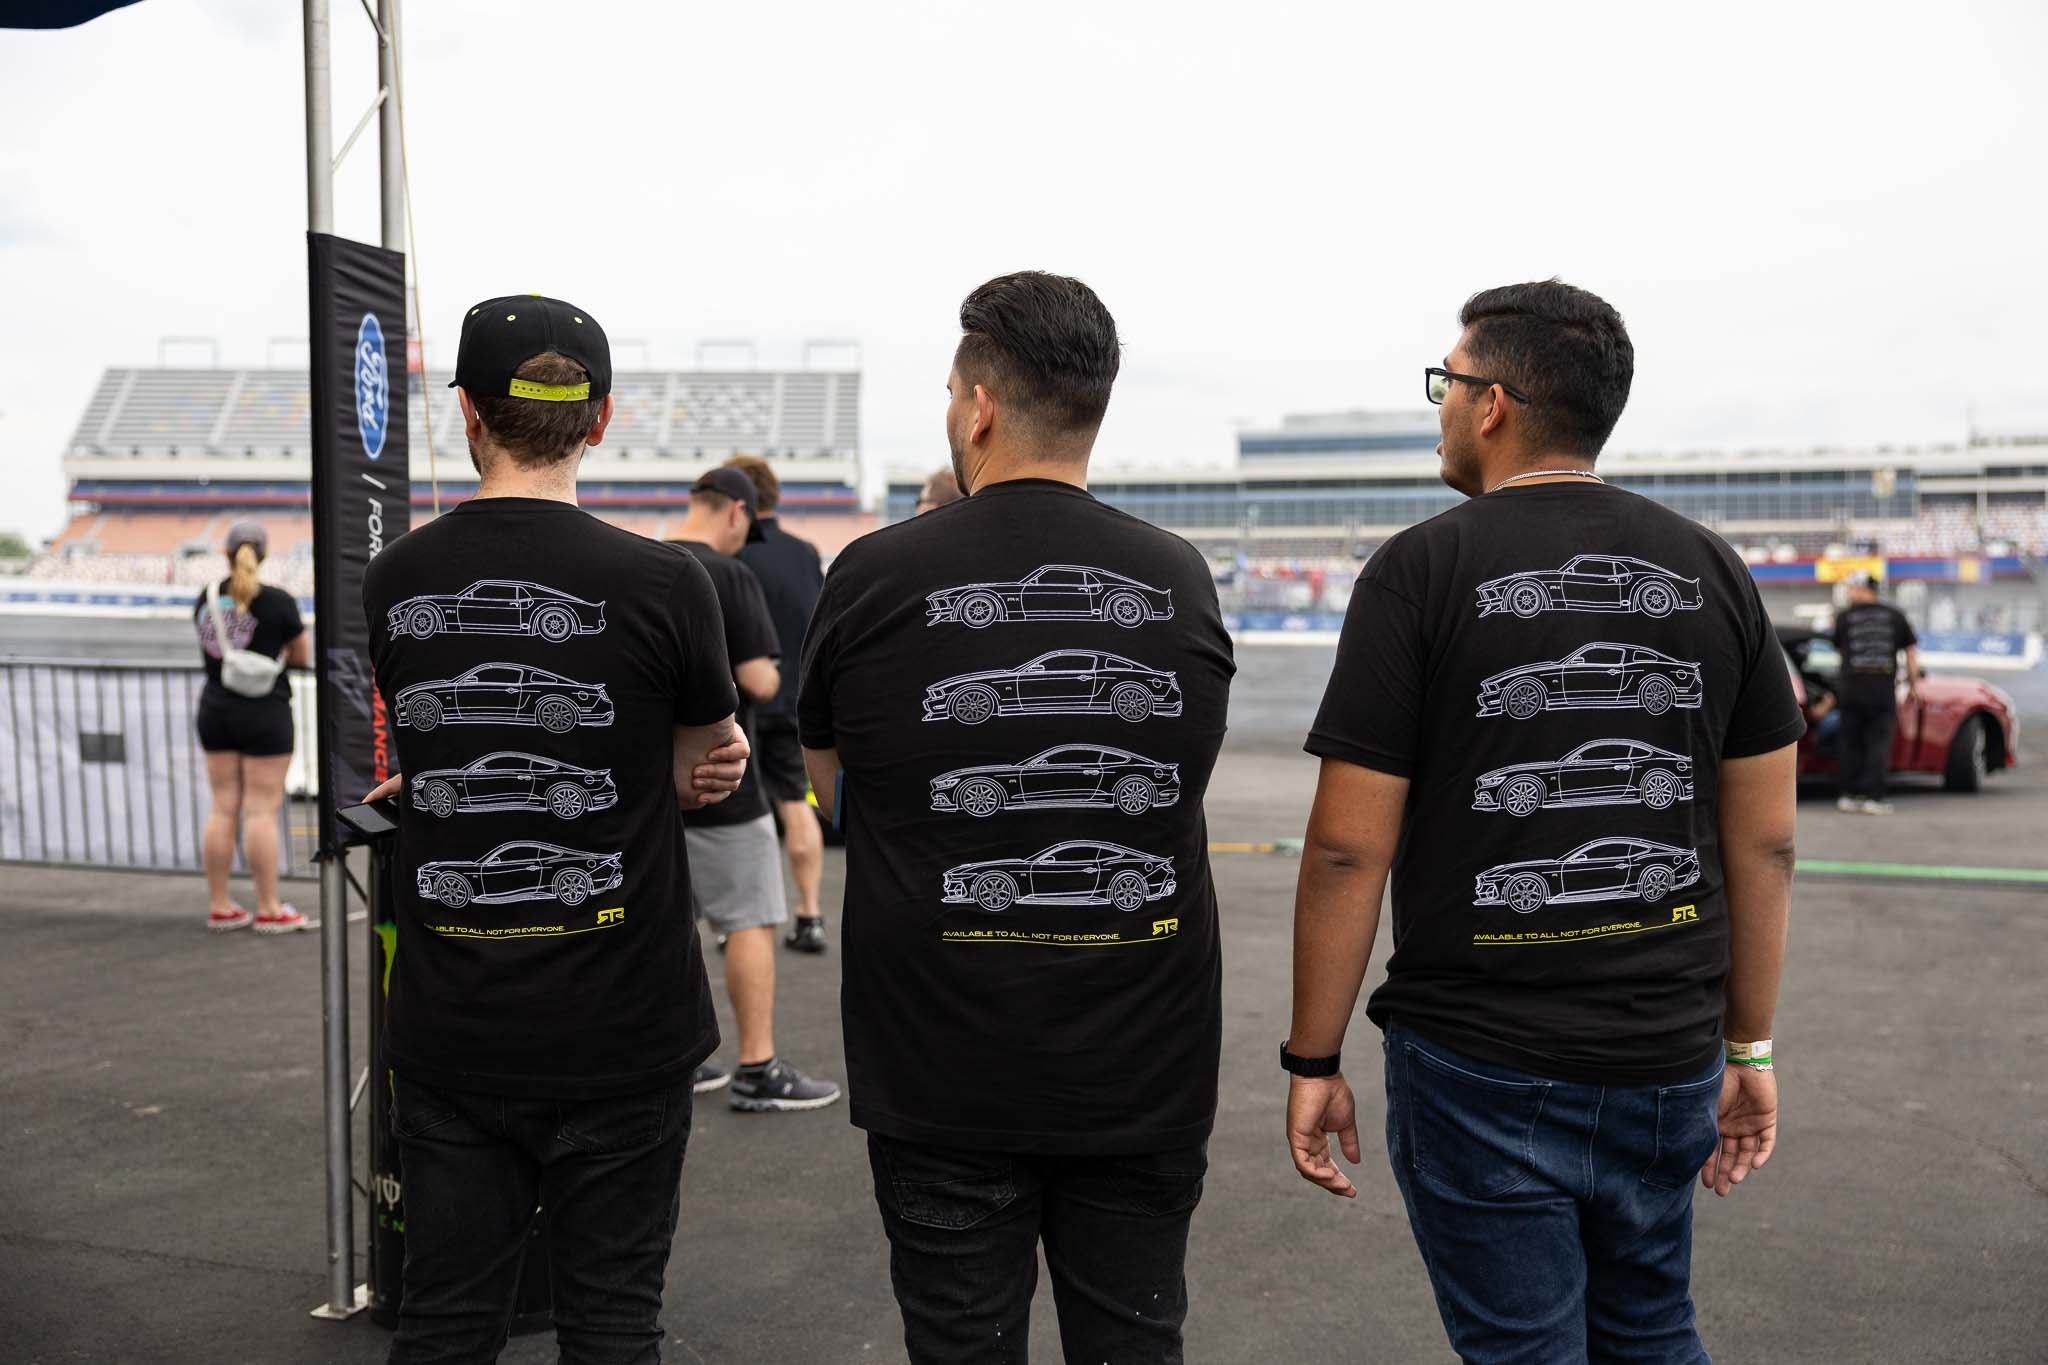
top-left (469, 352), bottom-right (603, 466)
top-left (955, 272), bottom-right (1121, 435)
top-left (723, 454), bottom-right (780, 513)
top-left (1458, 280), bottom-right (1633, 458)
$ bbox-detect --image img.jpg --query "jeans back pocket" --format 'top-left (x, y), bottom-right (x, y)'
top-left (1641, 1065), bottom-right (1724, 1190)
top-left (874, 1140), bottom-right (1019, 1231)
top-left (1403, 1042), bottom-right (1550, 1199)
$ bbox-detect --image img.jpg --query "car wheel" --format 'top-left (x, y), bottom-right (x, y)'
top-left (1639, 676), bottom-right (1674, 716)
top-left (1112, 775), bottom-right (1156, 815)
top-left (1104, 591), bottom-right (1148, 628)
top-left (948, 685), bottom-right (999, 726)
top-left (1944, 716), bottom-right (1989, 793)
top-left (1503, 776), bottom-right (1545, 818)
top-left (536, 696), bottom-right (578, 734)
top-left (1109, 870), bottom-right (1148, 912)
top-left (1111, 683), bottom-right (1155, 722)
top-left (533, 606), bottom-right (576, 644)
top-left (1504, 873), bottom-right (1549, 914)
top-left (404, 604), bottom-right (442, 638)
top-left (956, 592), bottom-right (1004, 629)
top-left (404, 695), bottom-right (443, 731)
top-left (956, 778), bottom-right (1005, 818)
top-left (421, 780), bottom-right (456, 818)
top-left (545, 782), bottom-right (588, 819)
top-left (1504, 680), bottom-right (1545, 720)
top-left (552, 868), bottom-right (593, 907)
top-left (1632, 580), bottom-right (1678, 618)
top-left (1506, 581), bottom-right (1547, 619)
top-left (1637, 865), bottom-right (1676, 903)
top-left (1640, 769), bottom-right (1679, 811)
top-left (971, 872), bottom-right (1018, 912)
top-left (430, 873), bottom-right (473, 909)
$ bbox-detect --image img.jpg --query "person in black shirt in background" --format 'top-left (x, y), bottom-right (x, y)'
top-left (726, 454), bottom-right (833, 953)
top-left (671, 467), bottom-right (840, 1111)
top-left (1829, 570), bottom-right (1919, 815)
top-left (799, 272), bottom-right (1234, 1363)
top-left (1284, 281), bottom-right (1804, 1363)
top-left (361, 296), bottom-right (749, 1364)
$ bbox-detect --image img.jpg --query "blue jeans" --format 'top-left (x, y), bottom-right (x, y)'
top-left (1382, 1023), bottom-right (1723, 1364)
top-left (866, 1134), bottom-right (1207, 1364)
top-left (387, 1075), bottom-right (694, 1365)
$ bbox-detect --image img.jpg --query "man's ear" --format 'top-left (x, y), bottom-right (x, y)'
top-left (583, 393), bottom-right (616, 449)
top-left (457, 387), bottom-right (484, 442)
top-left (972, 383), bottom-right (996, 446)
top-left (1478, 386), bottom-right (1510, 440)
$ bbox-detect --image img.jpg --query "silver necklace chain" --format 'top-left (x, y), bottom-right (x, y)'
top-left (1487, 468), bottom-right (1606, 494)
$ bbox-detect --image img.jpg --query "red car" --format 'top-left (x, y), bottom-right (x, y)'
top-left (1778, 625), bottom-right (2020, 791)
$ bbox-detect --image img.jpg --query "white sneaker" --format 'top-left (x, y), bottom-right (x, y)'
top-left (1836, 796), bottom-right (1860, 813)
top-left (1859, 799), bottom-right (1895, 816)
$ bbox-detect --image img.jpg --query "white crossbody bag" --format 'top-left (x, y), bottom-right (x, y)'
top-left (205, 581), bottom-right (287, 699)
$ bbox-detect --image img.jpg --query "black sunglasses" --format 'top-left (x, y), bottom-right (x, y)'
top-left (1425, 367), bottom-right (1532, 406)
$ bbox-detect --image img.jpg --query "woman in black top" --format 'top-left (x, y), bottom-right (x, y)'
top-left (193, 520), bottom-right (309, 934)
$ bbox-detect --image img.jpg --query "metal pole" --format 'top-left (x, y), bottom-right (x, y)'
top-left (377, 0), bottom-right (402, 251)
top-left (305, 0), bottom-right (333, 235)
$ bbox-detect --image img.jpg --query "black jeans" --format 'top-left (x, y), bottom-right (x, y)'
top-left (1838, 699), bottom-right (1896, 800)
top-left (866, 1134), bottom-right (1207, 1365)
top-left (388, 1074), bottom-right (693, 1365)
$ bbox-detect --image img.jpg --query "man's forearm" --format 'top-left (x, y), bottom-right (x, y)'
top-left (802, 745), bottom-right (842, 824)
top-left (1288, 848), bottom-right (1387, 1057)
top-left (1723, 846), bottom-right (1793, 1041)
top-left (673, 715), bottom-right (742, 811)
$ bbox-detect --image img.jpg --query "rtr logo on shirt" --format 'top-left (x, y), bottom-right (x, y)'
top-left (1670, 904), bottom-right (1698, 923)
top-left (596, 907), bottom-right (625, 926)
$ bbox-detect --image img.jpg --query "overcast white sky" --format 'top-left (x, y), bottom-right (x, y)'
top-left (2, 0), bottom-right (2044, 542)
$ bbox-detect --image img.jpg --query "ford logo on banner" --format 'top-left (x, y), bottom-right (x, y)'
top-left (355, 312), bottom-right (390, 459)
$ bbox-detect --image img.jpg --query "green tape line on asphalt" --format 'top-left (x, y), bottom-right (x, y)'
top-left (1795, 859), bottom-right (2048, 885)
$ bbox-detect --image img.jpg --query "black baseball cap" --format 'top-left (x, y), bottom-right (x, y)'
top-left (451, 295), bottom-right (611, 402)
top-left (692, 467), bottom-right (767, 542)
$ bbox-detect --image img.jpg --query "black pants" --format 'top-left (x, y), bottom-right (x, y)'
top-left (388, 1075), bottom-right (693, 1365)
top-left (1838, 699), bottom-right (1896, 801)
top-left (866, 1134), bottom-right (1207, 1365)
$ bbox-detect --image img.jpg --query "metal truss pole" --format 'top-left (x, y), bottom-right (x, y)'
top-left (377, 0), bottom-right (402, 251)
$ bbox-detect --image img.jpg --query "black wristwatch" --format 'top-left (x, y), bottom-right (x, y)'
top-left (1280, 1042), bottom-right (1341, 1078)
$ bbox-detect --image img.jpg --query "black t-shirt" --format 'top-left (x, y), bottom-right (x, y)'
top-left (363, 497), bottom-right (738, 1099)
top-left (738, 517), bottom-right (824, 719)
top-left (193, 582), bottom-right (303, 703)
top-left (799, 479), bottom-right (1235, 1154)
top-left (1306, 483), bottom-right (1805, 1086)
top-left (1831, 601), bottom-right (1916, 709)
top-left (672, 540), bottom-right (781, 827)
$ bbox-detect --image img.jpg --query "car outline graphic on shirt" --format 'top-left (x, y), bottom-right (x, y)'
top-left (921, 650), bottom-right (1183, 725)
top-left (416, 840), bottom-right (623, 909)
top-left (1473, 838), bottom-right (1701, 914)
top-left (1474, 556), bottom-right (1704, 621)
top-left (393, 664), bottom-right (615, 734)
top-left (929, 744), bottom-right (1182, 817)
top-left (1476, 643), bottom-right (1702, 720)
top-left (1472, 740), bottom-right (1695, 817)
top-left (925, 565), bottom-right (1174, 629)
top-left (410, 751), bottom-right (619, 820)
top-left (386, 579), bottom-right (606, 643)
top-left (941, 840), bottom-right (1177, 913)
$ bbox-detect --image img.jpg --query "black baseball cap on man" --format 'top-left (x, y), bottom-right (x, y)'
top-left (451, 295), bottom-right (612, 402)
top-left (692, 467), bottom-right (767, 543)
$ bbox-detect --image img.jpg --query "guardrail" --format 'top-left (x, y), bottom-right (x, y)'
top-left (0, 658), bottom-right (319, 878)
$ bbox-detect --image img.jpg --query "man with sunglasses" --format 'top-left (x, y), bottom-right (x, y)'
top-left (1283, 280), bottom-right (1804, 1362)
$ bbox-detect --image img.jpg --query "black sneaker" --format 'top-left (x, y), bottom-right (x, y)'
top-left (729, 1058), bottom-right (841, 1113)
top-left (784, 916), bottom-right (827, 954)
top-left (692, 1062), bottom-right (731, 1095)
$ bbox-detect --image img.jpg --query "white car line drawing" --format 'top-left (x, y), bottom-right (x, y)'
top-left (394, 664), bottom-right (615, 734)
top-left (387, 579), bottom-right (606, 642)
top-left (416, 841), bottom-right (623, 909)
top-left (929, 744), bottom-right (1182, 818)
top-left (1476, 643), bottom-right (1703, 720)
top-left (941, 840), bottom-right (1177, 913)
top-left (1472, 740), bottom-right (1695, 817)
top-left (921, 650), bottom-right (1183, 725)
top-left (925, 565), bottom-right (1174, 629)
top-left (410, 751), bottom-right (619, 820)
top-left (1474, 838), bottom-right (1702, 914)
top-left (1475, 556), bottom-right (1704, 621)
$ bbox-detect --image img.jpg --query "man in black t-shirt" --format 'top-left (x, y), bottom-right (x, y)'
top-left (1284, 282), bottom-right (1804, 1362)
top-left (799, 273), bottom-right (1234, 1362)
top-left (671, 467), bottom-right (839, 1112)
top-left (361, 296), bottom-right (748, 1364)
top-left (1829, 571), bottom-right (1919, 814)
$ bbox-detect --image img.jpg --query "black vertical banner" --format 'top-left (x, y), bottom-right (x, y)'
top-left (308, 233), bottom-right (410, 852)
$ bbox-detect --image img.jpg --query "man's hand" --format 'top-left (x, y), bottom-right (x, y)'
top-left (1701, 1064), bottom-right (1778, 1197)
top-left (674, 716), bottom-right (748, 811)
top-left (364, 774), bottom-right (403, 803)
top-left (691, 735), bottom-right (750, 799)
top-left (1287, 1074), bottom-right (1361, 1199)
